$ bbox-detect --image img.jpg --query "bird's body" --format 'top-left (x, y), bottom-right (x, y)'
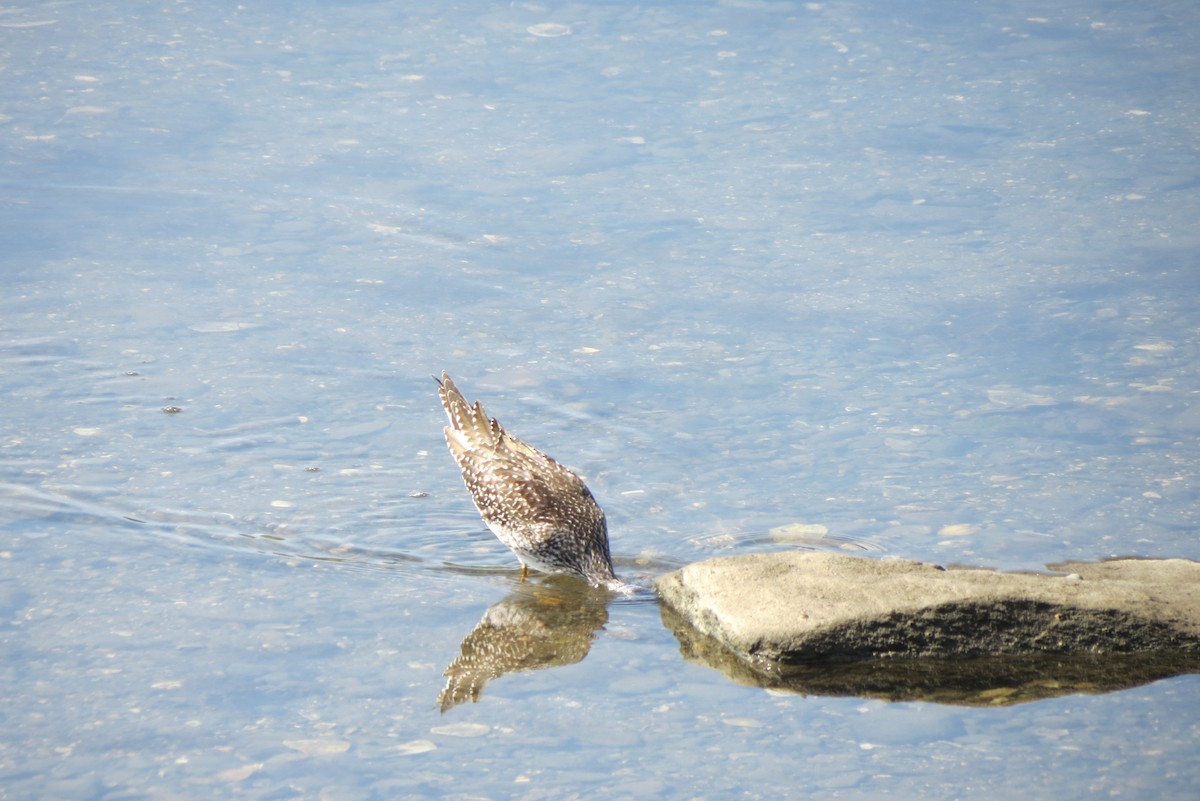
top-left (436, 372), bottom-right (623, 591)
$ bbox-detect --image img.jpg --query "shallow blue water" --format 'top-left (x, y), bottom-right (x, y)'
top-left (3, 1), bottom-right (1199, 799)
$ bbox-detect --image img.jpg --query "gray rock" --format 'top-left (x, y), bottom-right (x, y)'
top-left (655, 552), bottom-right (1200, 704)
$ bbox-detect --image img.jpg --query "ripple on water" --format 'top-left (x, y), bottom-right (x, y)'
top-left (526, 23), bottom-right (571, 37)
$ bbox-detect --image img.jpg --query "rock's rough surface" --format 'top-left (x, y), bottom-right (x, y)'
top-left (655, 552), bottom-right (1200, 666)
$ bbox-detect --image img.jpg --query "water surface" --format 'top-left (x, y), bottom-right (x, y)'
top-left (3, 1), bottom-right (1199, 798)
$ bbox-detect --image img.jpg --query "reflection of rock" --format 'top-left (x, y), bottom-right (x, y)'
top-left (656, 553), bottom-right (1200, 706)
top-left (660, 602), bottom-right (1200, 706)
top-left (438, 580), bottom-right (610, 712)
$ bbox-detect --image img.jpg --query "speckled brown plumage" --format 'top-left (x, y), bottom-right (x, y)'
top-left (436, 372), bottom-right (622, 590)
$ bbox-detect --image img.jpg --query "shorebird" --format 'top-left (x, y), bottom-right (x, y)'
top-left (435, 372), bottom-right (624, 591)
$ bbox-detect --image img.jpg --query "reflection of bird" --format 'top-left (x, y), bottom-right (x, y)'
top-left (436, 372), bottom-right (624, 590)
top-left (438, 581), bottom-right (610, 712)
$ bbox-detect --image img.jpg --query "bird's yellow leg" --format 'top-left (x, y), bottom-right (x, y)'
top-left (519, 563), bottom-right (528, 582)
